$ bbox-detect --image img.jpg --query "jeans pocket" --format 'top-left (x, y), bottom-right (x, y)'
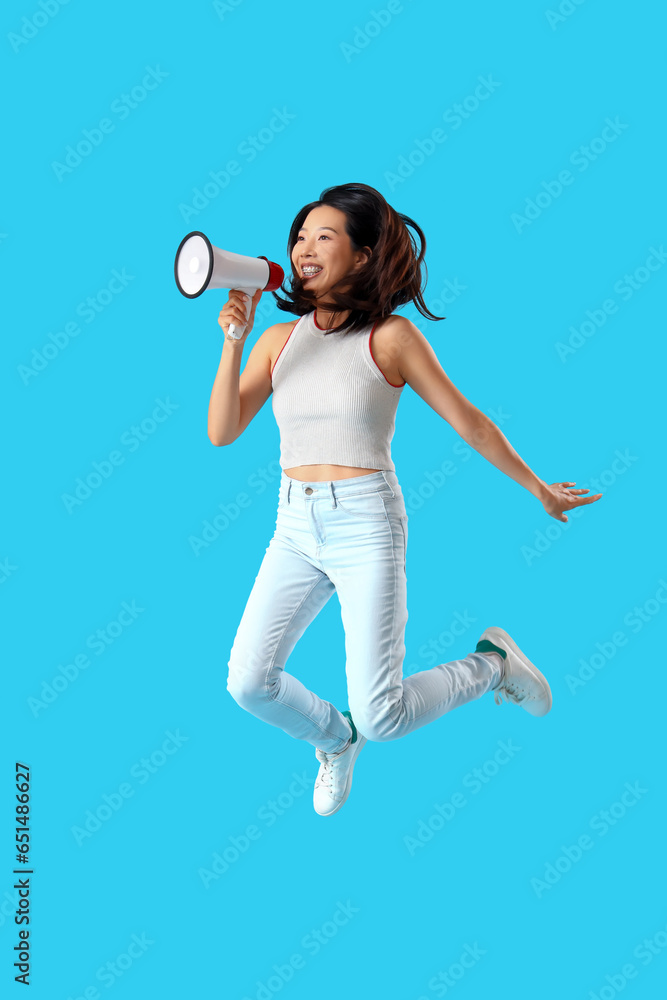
top-left (379, 490), bottom-right (408, 521)
top-left (335, 491), bottom-right (387, 520)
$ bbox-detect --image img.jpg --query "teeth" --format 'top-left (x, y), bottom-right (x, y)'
top-left (302, 266), bottom-right (322, 274)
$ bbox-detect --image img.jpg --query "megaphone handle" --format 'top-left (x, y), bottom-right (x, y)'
top-left (227, 286), bottom-right (258, 340)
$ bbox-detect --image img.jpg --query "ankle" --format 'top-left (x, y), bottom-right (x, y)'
top-left (488, 653), bottom-right (505, 684)
top-left (475, 638), bottom-right (507, 662)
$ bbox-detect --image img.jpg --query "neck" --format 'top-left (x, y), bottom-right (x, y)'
top-left (315, 304), bottom-right (349, 330)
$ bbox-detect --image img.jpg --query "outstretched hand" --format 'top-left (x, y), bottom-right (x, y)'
top-left (540, 482), bottom-right (603, 522)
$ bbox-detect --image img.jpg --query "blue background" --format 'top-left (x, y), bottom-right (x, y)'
top-left (3, 0), bottom-right (666, 997)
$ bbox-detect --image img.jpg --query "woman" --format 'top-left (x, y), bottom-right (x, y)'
top-left (208, 182), bottom-right (602, 818)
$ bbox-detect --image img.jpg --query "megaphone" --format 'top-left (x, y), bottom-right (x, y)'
top-left (174, 231), bottom-right (284, 339)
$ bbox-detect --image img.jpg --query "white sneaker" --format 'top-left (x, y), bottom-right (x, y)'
top-left (313, 711), bottom-right (366, 816)
top-left (477, 626), bottom-right (552, 717)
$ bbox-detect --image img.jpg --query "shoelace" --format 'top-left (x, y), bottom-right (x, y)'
top-left (494, 681), bottom-right (527, 707)
top-left (314, 744), bottom-right (350, 790)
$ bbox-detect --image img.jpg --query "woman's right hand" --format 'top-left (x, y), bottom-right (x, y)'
top-left (218, 288), bottom-right (263, 343)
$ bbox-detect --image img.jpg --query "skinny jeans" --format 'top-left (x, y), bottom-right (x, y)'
top-left (227, 470), bottom-right (502, 753)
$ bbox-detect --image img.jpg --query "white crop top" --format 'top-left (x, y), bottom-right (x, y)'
top-left (270, 310), bottom-right (405, 471)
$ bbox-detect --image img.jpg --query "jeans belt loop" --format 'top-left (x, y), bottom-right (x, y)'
top-left (329, 481), bottom-right (337, 509)
top-left (287, 480), bottom-right (292, 504)
top-left (380, 471), bottom-right (395, 498)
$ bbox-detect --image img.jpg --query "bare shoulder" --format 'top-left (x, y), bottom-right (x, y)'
top-left (374, 314), bottom-right (427, 358)
top-left (371, 314), bottom-right (425, 385)
top-left (374, 313), bottom-right (422, 341)
top-left (373, 315), bottom-right (475, 432)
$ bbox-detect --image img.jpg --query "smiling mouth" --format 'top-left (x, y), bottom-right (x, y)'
top-left (301, 266), bottom-right (323, 279)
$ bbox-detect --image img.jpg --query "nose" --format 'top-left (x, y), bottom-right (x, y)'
top-left (297, 235), bottom-right (316, 256)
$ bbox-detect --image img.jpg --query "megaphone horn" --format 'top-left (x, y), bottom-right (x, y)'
top-left (174, 231), bottom-right (284, 339)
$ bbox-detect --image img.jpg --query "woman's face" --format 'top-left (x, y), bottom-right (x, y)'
top-left (291, 205), bottom-right (370, 303)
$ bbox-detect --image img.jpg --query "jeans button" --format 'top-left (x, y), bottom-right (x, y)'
top-left (304, 487), bottom-right (313, 494)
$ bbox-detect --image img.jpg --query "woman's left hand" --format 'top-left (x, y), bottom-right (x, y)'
top-left (539, 482), bottom-right (603, 522)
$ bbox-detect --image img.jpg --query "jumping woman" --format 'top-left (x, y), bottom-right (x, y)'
top-left (209, 182), bottom-right (602, 817)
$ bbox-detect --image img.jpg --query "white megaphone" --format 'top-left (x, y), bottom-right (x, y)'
top-left (174, 231), bottom-right (284, 339)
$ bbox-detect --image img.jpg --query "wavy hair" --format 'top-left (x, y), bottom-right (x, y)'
top-left (272, 182), bottom-right (445, 335)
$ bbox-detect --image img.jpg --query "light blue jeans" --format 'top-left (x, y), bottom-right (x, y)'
top-left (227, 470), bottom-right (502, 753)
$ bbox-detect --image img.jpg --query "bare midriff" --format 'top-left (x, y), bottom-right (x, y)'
top-left (283, 465), bottom-right (381, 482)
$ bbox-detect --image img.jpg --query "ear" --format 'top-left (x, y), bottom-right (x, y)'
top-left (354, 246), bottom-right (372, 270)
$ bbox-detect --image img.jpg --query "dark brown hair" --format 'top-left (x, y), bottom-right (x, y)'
top-left (272, 182), bottom-right (445, 334)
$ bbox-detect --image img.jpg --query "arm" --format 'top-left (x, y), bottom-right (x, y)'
top-left (208, 329), bottom-right (280, 446)
top-left (208, 288), bottom-right (274, 446)
top-left (457, 412), bottom-right (549, 501)
top-left (207, 336), bottom-right (245, 446)
top-left (392, 318), bottom-right (602, 520)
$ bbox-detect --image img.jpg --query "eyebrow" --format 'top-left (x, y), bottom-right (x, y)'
top-left (297, 226), bottom-right (338, 233)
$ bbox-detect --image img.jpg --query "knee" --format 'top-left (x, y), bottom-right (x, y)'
top-left (226, 653), bottom-right (269, 709)
top-left (350, 707), bottom-right (400, 743)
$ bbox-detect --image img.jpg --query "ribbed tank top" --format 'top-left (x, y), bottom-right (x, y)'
top-left (270, 310), bottom-right (405, 472)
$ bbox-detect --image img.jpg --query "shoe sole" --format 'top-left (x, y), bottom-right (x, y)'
top-left (482, 626), bottom-right (553, 717)
top-left (314, 735), bottom-right (367, 817)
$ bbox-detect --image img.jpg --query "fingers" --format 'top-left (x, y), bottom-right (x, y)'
top-left (218, 291), bottom-right (250, 328)
top-left (559, 484), bottom-right (604, 499)
top-left (565, 494), bottom-right (603, 510)
top-left (218, 309), bottom-right (247, 332)
top-left (565, 484), bottom-right (603, 498)
top-left (216, 288), bottom-right (261, 340)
